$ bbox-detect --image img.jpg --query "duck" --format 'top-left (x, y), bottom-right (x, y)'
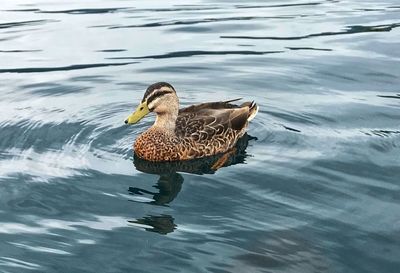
top-left (124, 82), bottom-right (258, 162)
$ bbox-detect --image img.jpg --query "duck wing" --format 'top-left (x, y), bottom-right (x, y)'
top-left (175, 99), bottom-right (254, 140)
top-left (178, 98), bottom-right (242, 114)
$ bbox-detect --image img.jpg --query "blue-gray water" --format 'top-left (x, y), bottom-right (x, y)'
top-left (1, 0), bottom-right (399, 272)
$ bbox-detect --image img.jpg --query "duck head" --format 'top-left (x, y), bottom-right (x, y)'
top-left (125, 82), bottom-right (179, 125)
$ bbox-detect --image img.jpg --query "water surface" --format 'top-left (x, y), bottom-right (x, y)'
top-left (0, 0), bottom-right (399, 272)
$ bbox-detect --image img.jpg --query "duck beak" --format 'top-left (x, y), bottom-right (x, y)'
top-left (124, 101), bottom-right (150, 124)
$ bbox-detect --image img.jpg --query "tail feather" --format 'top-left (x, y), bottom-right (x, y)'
top-left (224, 98), bottom-right (242, 104)
top-left (248, 101), bottom-right (258, 121)
top-left (240, 101), bottom-right (258, 122)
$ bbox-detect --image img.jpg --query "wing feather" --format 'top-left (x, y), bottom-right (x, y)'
top-left (176, 104), bottom-right (250, 140)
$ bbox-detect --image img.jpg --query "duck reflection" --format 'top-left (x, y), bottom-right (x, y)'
top-left (128, 173), bottom-right (183, 206)
top-left (128, 134), bottom-right (256, 234)
top-left (128, 214), bottom-right (176, 235)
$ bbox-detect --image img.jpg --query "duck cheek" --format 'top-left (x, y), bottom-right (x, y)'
top-left (152, 104), bottom-right (168, 114)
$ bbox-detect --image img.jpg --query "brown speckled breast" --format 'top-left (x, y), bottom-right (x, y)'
top-left (134, 126), bottom-right (245, 162)
top-left (134, 128), bottom-right (181, 161)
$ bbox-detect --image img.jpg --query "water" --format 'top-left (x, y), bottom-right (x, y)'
top-left (0, 0), bottom-right (399, 272)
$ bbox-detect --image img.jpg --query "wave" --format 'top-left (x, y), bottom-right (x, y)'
top-left (110, 16), bottom-right (293, 29)
top-left (286, 47), bottom-right (332, 51)
top-left (37, 8), bottom-right (129, 14)
top-left (0, 49), bottom-right (42, 53)
top-left (0, 62), bottom-right (137, 73)
top-left (234, 1), bottom-right (322, 9)
top-left (221, 23), bottom-right (400, 40)
top-left (378, 94), bottom-right (400, 99)
top-left (0, 20), bottom-right (56, 29)
top-left (107, 50), bottom-right (283, 60)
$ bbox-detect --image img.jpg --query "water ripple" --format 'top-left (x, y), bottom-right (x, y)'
top-left (37, 7), bottom-right (130, 14)
top-left (107, 50), bottom-right (283, 60)
top-left (378, 94), bottom-right (400, 100)
top-left (221, 22), bottom-right (400, 40)
top-left (0, 20), bottom-right (56, 30)
top-left (109, 16), bottom-right (294, 29)
top-left (0, 49), bottom-right (42, 53)
top-left (0, 62), bottom-right (138, 73)
top-left (234, 2), bottom-right (322, 9)
top-left (0, 257), bottom-right (41, 270)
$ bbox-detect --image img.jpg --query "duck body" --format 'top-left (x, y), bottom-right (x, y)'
top-left (125, 82), bottom-right (258, 162)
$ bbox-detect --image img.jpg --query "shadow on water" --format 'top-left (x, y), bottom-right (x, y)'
top-left (128, 134), bottom-right (256, 234)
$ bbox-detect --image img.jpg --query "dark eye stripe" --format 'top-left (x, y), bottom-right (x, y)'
top-left (146, 90), bottom-right (173, 104)
top-left (142, 82), bottom-right (175, 102)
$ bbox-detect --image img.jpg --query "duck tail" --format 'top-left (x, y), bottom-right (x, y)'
top-left (240, 101), bottom-right (259, 122)
top-left (248, 101), bottom-right (258, 121)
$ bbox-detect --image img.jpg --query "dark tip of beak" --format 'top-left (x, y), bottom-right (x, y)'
top-left (124, 119), bottom-right (128, 124)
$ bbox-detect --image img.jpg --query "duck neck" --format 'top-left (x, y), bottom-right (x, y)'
top-left (153, 111), bottom-right (178, 133)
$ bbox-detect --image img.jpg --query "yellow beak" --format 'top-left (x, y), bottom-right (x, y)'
top-left (124, 101), bottom-right (150, 124)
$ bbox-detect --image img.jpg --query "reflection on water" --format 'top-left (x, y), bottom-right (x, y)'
top-left (128, 173), bottom-right (183, 206)
top-left (129, 215), bottom-right (176, 235)
top-left (129, 134), bottom-right (255, 234)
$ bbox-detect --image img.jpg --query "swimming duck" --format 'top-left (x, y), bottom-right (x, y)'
top-left (124, 82), bottom-right (258, 162)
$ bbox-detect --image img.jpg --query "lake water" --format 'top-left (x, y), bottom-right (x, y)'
top-left (1, 0), bottom-right (399, 272)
